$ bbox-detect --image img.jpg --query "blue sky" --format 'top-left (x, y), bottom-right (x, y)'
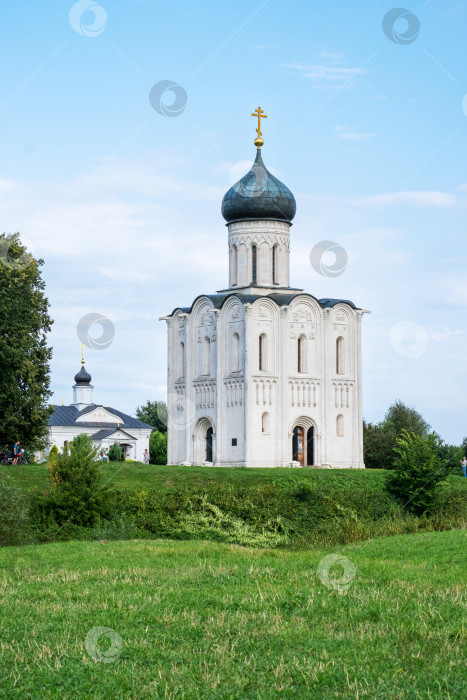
top-left (1, 0), bottom-right (467, 444)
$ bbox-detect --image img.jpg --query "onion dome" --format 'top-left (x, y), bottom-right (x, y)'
top-left (221, 148), bottom-right (296, 224)
top-left (74, 365), bottom-right (92, 385)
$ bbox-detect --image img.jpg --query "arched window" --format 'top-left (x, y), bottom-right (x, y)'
top-left (231, 244), bottom-right (238, 286)
top-left (337, 414), bottom-right (344, 436)
top-left (203, 337), bottom-right (211, 376)
top-left (298, 335), bottom-right (306, 373)
top-left (336, 336), bottom-right (344, 375)
top-left (232, 332), bottom-right (240, 372)
top-left (179, 342), bottom-right (185, 379)
top-left (272, 245), bottom-right (278, 285)
top-left (262, 412), bottom-right (270, 434)
top-left (251, 244), bottom-right (257, 284)
top-left (259, 333), bottom-right (267, 371)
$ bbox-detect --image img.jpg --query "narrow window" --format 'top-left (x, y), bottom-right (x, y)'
top-left (336, 336), bottom-right (344, 375)
top-left (259, 333), bottom-right (267, 371)
top-left (179, 342), bottom-right (185, 378)
top-left (231, 244), bottom-right (238, 286)
top-left (298, 335), bottom-right (306, 374)
top-left (232, 332), bottom-right (239, 372)
top-left (272, 245), bottom-right (278, 284)
top-left (337, 414), bottom-right (344, 436)
top-left (251, 245), bottom-right (257, 284)
top-left (203, 337), bottom-right (210, 375)
top-left (262, 412), bottom-right (270, 433)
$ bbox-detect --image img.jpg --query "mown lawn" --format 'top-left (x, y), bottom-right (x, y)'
top-left (3, 461), bottom-right (466, 495)
top-left (0, 530), bottom-right (465, 698)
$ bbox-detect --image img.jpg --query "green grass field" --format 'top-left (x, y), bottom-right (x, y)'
top-left (3, 461), bottom-right (466, 494)
top-left (0, 530), bottom-right (465, 698)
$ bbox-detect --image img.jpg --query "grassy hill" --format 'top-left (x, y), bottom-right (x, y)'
top-left (0, 531), bottom-right (465, 698)
top-left (2, 463), bottom-right (466, 549)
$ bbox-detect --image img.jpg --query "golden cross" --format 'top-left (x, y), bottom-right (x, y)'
top-left (252, 106), bottom-right (267, 140)
top-left (80, 342), bottom-right (86, 365)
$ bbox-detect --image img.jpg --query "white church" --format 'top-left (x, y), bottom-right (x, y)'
top-left (36, 355), bottom-right (152, 462)
top-left (162, 109), bottom-right (369, 468)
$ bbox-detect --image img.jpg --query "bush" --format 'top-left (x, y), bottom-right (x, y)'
top-left (386, 430), bottom-right (446, 515)
top-left (108, 443), bottom-right (123, 462)
top-left (149, 430), bottom-right (167, 465)
top-left (0, 477), bottom-right (33, 546)
top-left (32, 434), bottom-right (116, 530)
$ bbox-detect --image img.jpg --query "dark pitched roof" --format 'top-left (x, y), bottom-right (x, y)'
top-left (48, 404), bottom-right (153, 429)
top-left (90, 428), bottom-right (137, 440)
top-left (168, 292), bottom-right (359, 317)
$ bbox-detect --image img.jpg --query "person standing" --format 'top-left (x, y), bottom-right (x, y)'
top-left (143, 448), bottom-right (149, 465)
top-left (12, 441), bottom-right (20, 465)
top-left (462, 456), bottom-right (467, 478)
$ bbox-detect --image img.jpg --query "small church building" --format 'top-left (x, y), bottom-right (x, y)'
top-left (161, 109), bottom-right (369, 468)
top-left (36, 358), bottom-right (152, 461)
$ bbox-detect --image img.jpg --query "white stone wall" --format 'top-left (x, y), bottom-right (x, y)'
top-left (228, 220), bottom-right (291, 289)
top-left (36, 425), bottom-right (151, 463)
top-left (166, 290), bottom-right (366, 468)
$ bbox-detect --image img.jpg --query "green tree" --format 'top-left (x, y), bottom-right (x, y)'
top-left (0, 233), bottom-right (53, 451)
top-left (149, 430), bottom-right (167, 465)
top-left (363, 421), bottom-right (397, 469)
top-left (135, 400), bottom-right (167, 433)
top-left (386, 430), bottom-right (446, 514)
top-left (384, 400), bottom-right (430, 438)
top-left (108, 443), bottom-right (123, 462)
top-left (364, 401), bottom-right (432, 469)
top-left (38, 434), bottom-right (113, 528)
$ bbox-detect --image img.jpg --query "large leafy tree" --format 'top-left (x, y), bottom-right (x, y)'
top-left (364, 401), bottom-right (431, 469)
top-left (0, 233), bottom-right (53, 450)
top-left (135, 400), bottom-right (167, 433)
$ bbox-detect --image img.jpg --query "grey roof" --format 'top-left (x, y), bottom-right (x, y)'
top-left (90, 428), bottom-right (137, 440)
top-left (48, 404), bottom-right (153, 429)
top-left (168, 292), bottom-right (358, 318)
top-left (221, 149), bottom-right (296, 224)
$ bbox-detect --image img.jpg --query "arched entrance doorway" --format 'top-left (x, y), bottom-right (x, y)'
top-left (193, 418), bottom-right (215, 465)
top-left (292, 424), bottom-right (314, 466)
top-left (206, 427), bottom-right (213, 462)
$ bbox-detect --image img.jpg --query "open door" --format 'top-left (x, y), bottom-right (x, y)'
top-left (292, 426), bottom-right (305, 466)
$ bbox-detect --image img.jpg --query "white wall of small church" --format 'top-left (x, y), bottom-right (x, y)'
top-left (36, 425), bottom-right (151, 463)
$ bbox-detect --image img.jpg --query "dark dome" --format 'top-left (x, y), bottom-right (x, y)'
top-left (222, 149), bottom-right (296, 224)
top-left (74, 365), bottom-right (92, 385)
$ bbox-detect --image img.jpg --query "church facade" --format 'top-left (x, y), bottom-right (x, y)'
top-left (35, 359), bottom-right (152, 462)
top-left (162, 111), bottom-right (368, 468)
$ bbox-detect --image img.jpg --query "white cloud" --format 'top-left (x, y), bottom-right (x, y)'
top-left (334, 126), bottom-right (374, 141)
top-left (282, 62), bottom-right (368, 85)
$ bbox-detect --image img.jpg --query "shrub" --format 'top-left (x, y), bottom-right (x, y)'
top-left (32, 434), bottom-right (116, 530)
top-left (386, 430), bottom-right (446, 515)
top-left (0, 477), bottom-right (33, 546)
top-left (108, 443), bottom-right (123, 462)
top-left (149, 430), bottom-right (167, 465)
